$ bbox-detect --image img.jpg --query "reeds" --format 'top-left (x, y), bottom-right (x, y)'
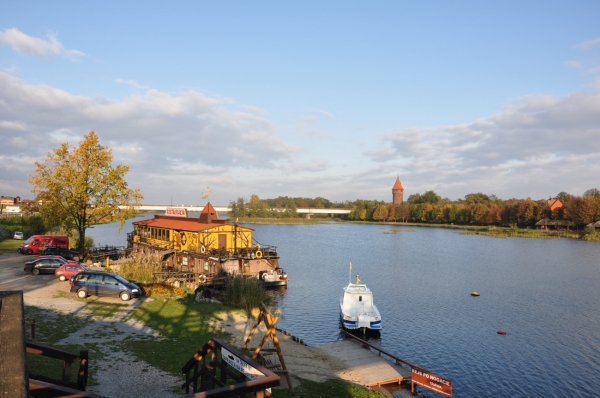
top-left (116, 253), bottom-right (164, 283)
top-left (223, 276), bottom-right (272, 317)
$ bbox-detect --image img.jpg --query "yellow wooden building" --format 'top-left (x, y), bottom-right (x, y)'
top-left (128, 203), bottom-right (283, 281)
top-left (132, 203), bottom-right (255, 254)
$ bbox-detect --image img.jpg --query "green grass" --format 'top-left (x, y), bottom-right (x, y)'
top-left (85, 301), bottom-right (129, 318)
top-left (0, 238), bottom-right (22, 253)
top-left (123, 297), bottom-right (235, 376)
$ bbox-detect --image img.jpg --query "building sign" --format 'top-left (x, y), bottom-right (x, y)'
top-left (179, 231), bottom-right (187, 245)
top-left (166, 207), bottom-right (188, 217)
top-left (411, 367), bottom-right (452, 397)
top-left (221, 347), bottom-right (265, 381)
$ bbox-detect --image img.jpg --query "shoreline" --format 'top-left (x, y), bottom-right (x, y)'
top-left (0, 252), bottom-right (375, 397)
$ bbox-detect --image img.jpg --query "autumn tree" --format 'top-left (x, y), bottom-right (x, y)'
top-left (29, 132), bottom-right (143, 254)
top-left (372, 204), bottom-right (389, 221)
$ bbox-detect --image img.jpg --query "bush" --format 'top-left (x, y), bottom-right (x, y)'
top-left (223, 276), bottom-right (271, 317)
top-left (141, 283), bottom-right (186, 297)
top-left (581, 225), bottom-right (600, 241)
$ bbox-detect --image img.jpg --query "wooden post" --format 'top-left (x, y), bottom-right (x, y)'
top-left (0, 291), bottom-right (28, 398)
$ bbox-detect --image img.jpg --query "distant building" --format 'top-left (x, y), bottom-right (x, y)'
top-left (547, 198), bottom-right (563, 211)
top-left (535, 218), bottom-right (574, 230)
top-left (0, 196), bottom-right (20, 205)
top-left (392, 177), bottom-right (404, 205)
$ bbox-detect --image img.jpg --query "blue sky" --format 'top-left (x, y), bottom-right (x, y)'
top-left (1, 1), bottom-right (600, 205)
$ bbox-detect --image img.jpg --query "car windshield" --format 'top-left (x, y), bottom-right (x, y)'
top-left (23, 237), bottom-right (33, 245)
top-left (112, 274), bottom-right (130, 285)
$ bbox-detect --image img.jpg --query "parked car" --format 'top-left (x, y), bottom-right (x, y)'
top-left (55, 263), bottom-right (88, 281)
top-left (13, 231), bottom-right (24, 239)
top-left (70, 271), bottom-right (141, 301)
top-left (24, 257), bottom-right (66, 275)
top-left (34, 255), bottom-right (79, 265)
top-left (41, 246), bottom-right (80, 261)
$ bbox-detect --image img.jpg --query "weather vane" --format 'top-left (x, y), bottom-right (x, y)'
top-left (201, 187), bottom-right (215, 200)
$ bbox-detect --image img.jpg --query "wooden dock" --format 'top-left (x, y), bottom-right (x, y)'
top-left (317, 340), bottom-right (411, 387)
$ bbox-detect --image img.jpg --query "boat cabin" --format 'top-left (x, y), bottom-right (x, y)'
top-left (341, 284), bottom-right (374, 316)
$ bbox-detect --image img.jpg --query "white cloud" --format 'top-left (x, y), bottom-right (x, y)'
top-left (365, 91), bottom-right (600, 200)
top-left (318, 110), bottom-right (334, 118)
top-left (575, 37), bottom-right (600, 51)
top-left (0, 28), bottom-right (85, 60)
top-left (564, 60), bottom-right (583, 69)
top-left (288, 159), bottom-right (332, 173)
top-left (239, 104), bottom-right (268, 115)
top-left (115, 79), bottom-right (149, 90)
top-left (0, 72), bottom-right (300, 202)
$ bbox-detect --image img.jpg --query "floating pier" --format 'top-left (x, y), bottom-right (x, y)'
top-left (318, 332), bottom-right (411, 387)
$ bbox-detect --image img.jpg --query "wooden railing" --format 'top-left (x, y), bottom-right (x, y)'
top-left (342, 330), bottom-right (417, 370)
top-left (1, 291), bottom-right (103, 398)
top-left (181, 338), bottom-right (280, 397)
top-left (26, 341), bottom-right (90, 392)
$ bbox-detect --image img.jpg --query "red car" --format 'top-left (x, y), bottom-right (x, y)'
top-left (55, 263), bottom-right (88, 281)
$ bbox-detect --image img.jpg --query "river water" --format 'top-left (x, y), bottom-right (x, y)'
top-left (88, 218), bottom-right (600, 397)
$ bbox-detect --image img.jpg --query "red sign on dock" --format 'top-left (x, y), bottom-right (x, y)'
top-left (411, 367), bottom-right (452, 397)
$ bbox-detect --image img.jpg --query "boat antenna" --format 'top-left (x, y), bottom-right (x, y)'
top-left (349, 263), bottom-right (352, 284)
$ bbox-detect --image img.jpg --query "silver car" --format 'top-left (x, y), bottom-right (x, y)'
top-left (13, 231), bottom-right (24, 239)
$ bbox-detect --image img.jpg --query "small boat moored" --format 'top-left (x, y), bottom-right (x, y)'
top-left (340, 268), bottom-right (382, 333)
top-left (258, 268), bottom-right (288, 287)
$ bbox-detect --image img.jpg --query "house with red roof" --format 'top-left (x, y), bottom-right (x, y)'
top-left (129, 203), bottom-right (284, 283)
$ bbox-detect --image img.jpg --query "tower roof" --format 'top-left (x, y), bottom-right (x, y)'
top-left (392, 177), bottom-right (404, 190)
top-left (198, 202), bottom-right (221, 224)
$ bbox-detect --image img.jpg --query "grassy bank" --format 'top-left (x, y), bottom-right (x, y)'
top-left (24, 297), bottom-right (389, 397)
top-left (0, 238), bottom-right (22, 253)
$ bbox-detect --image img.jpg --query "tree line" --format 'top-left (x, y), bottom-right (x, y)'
top-left (228, 189), bottom-right (600, 228)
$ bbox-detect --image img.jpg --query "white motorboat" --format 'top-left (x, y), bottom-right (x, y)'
top-left (340, 271), bottom-right (382, 332)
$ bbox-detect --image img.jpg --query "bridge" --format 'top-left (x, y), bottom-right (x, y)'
top-left (125, 205), bottom-right (351, 217)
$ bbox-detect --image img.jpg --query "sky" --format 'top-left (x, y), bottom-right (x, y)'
top-left (1, 1), bottom-right (600, 205)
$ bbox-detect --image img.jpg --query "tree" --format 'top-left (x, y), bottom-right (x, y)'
top-left (372, 204), bottom-right (389, 221)
top-left (29, 132), bottom-right (143, 254)
top-left (583, 188), bottom-right (600, 198)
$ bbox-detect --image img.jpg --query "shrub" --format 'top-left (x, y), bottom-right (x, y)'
top-left (581, 225), bottom-right (600, 241)
top-left (223, 276), bottom-right (271, 317)
top-left (141, 283), bottom-right (186, 297)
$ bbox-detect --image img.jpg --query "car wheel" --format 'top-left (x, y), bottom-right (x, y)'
top-left (32, 269), bottom-right (40, 276)
top-left (59, 275), bottom-right (67, 281)
top-left (26, 249), bottom-right (33, 255)
top-left (77, 289), bottom-right (88, 299)
top-left (120, 292), bottom-right (131, 301)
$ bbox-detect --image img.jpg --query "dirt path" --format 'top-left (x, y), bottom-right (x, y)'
top-left (1, 252), bottom-right (354, 397)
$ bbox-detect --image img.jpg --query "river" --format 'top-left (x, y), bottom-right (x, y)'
top-left (88, 218), bottom-right (600, 397)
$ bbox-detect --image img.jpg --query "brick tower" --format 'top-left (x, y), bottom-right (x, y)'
top-left (392, 177), bottom-right (404, 205)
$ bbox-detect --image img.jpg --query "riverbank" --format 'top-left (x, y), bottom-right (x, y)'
top-left (0, 253), bottom-right (389, 398)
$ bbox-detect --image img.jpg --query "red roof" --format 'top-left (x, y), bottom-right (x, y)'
top-left (392, 177), bottom-right (404, 190)
top-left (199, 202), bottom-right (220, 224)
top-left (133, 215), bottom-right (218, 232)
